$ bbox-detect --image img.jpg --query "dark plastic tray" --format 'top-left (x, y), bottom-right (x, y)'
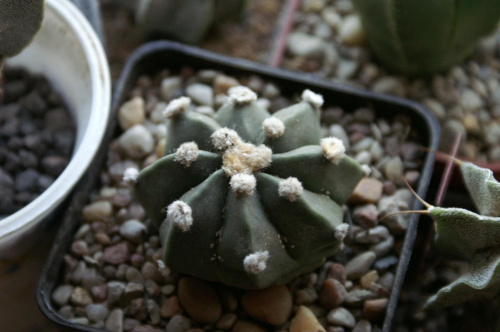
top-left (37, 41), bottom-right (440, 332)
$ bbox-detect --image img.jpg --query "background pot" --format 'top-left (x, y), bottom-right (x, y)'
top-left (37, 41), bottom-right (439, 332)
top-left (0, 0), bottom-right (111, 260)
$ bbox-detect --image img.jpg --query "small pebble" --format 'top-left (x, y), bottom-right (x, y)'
top-left (326, 307), bottom-right (356, 328)
top-left (290, 306), bottom-right (326, 332)
top-left (345, 252), bottom-right (376, 279)
top-left (178, 277), bottom-right (221, 324)
top-left (242, 285), bottom-right (292, 326)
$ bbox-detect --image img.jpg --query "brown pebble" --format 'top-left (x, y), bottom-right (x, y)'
top-left (91, 284), bottom-right (108, 302)
top-left (363, 298), bottom-right (388, 322)
top-left (70, 287), bottom-right (93, 306)
top-left (328, 263), bottom-right (347, 285)
top-left (83, 201), bottom-right (113, 222)
top-left (241, 285), bottom-right (292, 326)
top-left (131, 325), bottom-right (163, 332)
top-left (103, 242), bottom-right (130, 265)
top-left (290, 306), bottom-right (326, 332)
top-left (232, 320), bottom-right (267, 332)
top-left (213, 75), bottom-right (239, 95)
top-left (178, 277), bottom-right (221, 324)
top-left (161, 296), bottom-right (181, 318)
top-left (71, 240), bottom-right (89, 257)
top-left (319, 278), bottom-right (346, 309)
top-left (349, 178), bottom-right (383, 204)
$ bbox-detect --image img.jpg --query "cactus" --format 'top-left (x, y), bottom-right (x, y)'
top-left (0, 0), bottom-right (44, 59)
top-left (135, 0), bottom-right (246, 44)
top-left (127, 86), bottom-right (364, 289)
top-left (352, 0), bottom-right (500, 75)
top-left (397, 155), bottom-right (500, 309)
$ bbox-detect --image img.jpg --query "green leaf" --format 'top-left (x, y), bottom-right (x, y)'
top-left (424, 247), bottom-right (500, 309)
top-left (431, 207), bottom-right (500, 262)
top-left (461, 161), bottom-right (500, 217)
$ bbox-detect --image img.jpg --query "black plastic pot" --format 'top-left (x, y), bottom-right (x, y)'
top-left (37, 41), bottom-right (440, 332)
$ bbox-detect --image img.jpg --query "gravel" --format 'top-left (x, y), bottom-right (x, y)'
top-left (51, 68), bottom-right (427, 331)
top-left (0, 67), bottom-right (75, 217)
top-left (284, 0), bottom-right (500, 163)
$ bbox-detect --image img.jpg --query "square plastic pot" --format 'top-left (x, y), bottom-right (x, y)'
top-left (37, 41), bottom-right (440, 332)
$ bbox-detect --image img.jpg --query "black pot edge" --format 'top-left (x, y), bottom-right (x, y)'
top-left (37, 40), bottom-right (441, 332)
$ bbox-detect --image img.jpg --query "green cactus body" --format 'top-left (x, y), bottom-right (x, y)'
top-left (129, 87), bottom-right (363, 289)
top-left (136, 0), bottom-right (246, 44)
top-left (352, 0), bottom-right (500, 75)
top-left (0, 0), bottom-right (44, 58)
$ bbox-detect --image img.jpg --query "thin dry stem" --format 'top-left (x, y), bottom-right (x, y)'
top-left (420, 146), bottom-right (462, 166)
top-left (378, 210), bottom-right (429, 222)
top-left (402, 177), bottom-right (432, 209)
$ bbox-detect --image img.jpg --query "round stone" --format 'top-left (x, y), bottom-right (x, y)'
top-left (120, 220), bottom-right (147, 243)
top-left (290, 306), bottom-right (326, 332)
top-left (241, 285), bottom-right (292, 326)
top-left (345, 252), bottom-right (376, 279)
top-left (178, 277), bottom-right (221, 324)
top-left (326, 307), bottom-right (356, 328)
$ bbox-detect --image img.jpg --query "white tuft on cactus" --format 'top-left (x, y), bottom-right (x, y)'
top-left (321, 137), bottom-right (345, 164)
top-left (228, 86), bottom-right (258, 104)
top-left (222, 141), bottom-right (272, 176)
top-left (163, 96), bottom-right (191, 118)
top-left (278, 177), bottom-right (304, 202)
top-left (230, 173), bottom-right (257, 196)
top-left (243, 250), bottom-right (270, 274)
top-left (334, 223), bottom-right (350, 240)
top-left (263, 117), bottom-right (286, 138)
top-left (302, 89), bottom-right (324, 109)
top-left (123, 167), bottom-right (139, 183)
top-left (174, 142), bottom-right (199, 166)
top-left (211, 127), bottom-right (241, 151)
top-left (166, 200), bottom-right (193, 232)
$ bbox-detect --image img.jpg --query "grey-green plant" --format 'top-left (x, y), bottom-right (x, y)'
top-left (135, 0), bottom-right (246, 44)
top-left (0, 0), bottom-right (44, 63)
top-left (352, 0), bottom-right (500, 75)
top-left (399, 154), bottom-right (500, 309)
top-left (126, 86), bottom-right (364, 289)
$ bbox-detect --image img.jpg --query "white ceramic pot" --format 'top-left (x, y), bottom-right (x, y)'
top-left (0, 0), bottom-right (111, 260)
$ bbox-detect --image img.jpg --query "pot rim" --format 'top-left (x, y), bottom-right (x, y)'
top-left (0, 0), bottom-right (111, 239)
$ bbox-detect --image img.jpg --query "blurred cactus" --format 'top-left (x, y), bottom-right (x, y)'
top-left (352, 0), bottom-right (500, 75)
top-left (135, 0), bottom-right (246, 44)
top-left (127, 87), bottom-right (363, 289)
top-left (0, 0), bottom-right (44, 59)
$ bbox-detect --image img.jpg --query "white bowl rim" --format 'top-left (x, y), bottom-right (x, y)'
top-left (0, 0), bottom-right (111, 239)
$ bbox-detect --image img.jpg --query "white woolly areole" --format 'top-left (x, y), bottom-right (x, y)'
top-left (166, 201), bottom-right (193, 232)
top-left (174, 142), bottom-right (199, 166)
top-left (230, 174), bottom-right (257, 196)
top-left (334, 223), bottom-right (350, 240)
top-left (263, 117), bottom-right (286, 138)
top-left (278, 177), bottom-right (303, 202)
top-left (228, 86), bottom-right (257, 104)
top-left (123, 167), bottom-right (139, 183)
top-left (211, 128), bottom-right (241, 150)
top-left (321, 137), bottom-right (345, 164)
top-left (222, 141), bottom-right (272, 176)
top-left (243, 251), bottom-right (269, 274)
top-left (163, 96), bottom-right (191, 118)
top-left (302, 89), bottom-right (324, 109)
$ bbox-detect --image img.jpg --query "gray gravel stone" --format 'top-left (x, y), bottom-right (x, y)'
top-left (186, 83), bottom-right (213, 106)
top-left (287, 32), bottom-right (326, 59)
top-left (345, 252), bottom-right (376, 279)
top-left (85, 304), bottom-right (109, 322)
top-left (326, 307), bottom-right (356, 328)
top-left (166, 314), bottom-right (192, 332)
top-left (105, 308), bottom-right (124, 332)
top-left (119, 124), bottom-right (154, 159)
top-left (52, 285), bottom-right (74, 307)
top-left (120, 220), bottom-right (147, 243)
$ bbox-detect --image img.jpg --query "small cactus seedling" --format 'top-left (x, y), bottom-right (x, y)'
top-left (127, 86), bottom-right (364, 289)
top-left (392, 153), bottom-right (500, 309)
